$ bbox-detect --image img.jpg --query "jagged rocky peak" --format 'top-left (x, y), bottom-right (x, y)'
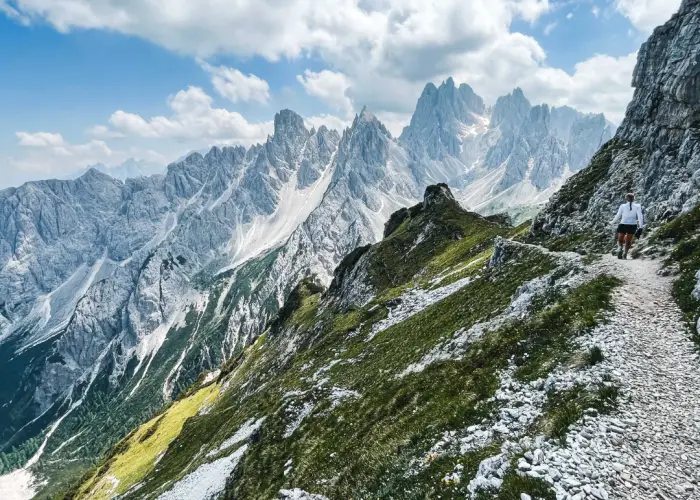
top-left (78, 165), bottom-right (121, 185)
top-left (89, 158), bottom-right (165, 181)
top-left (297, 123), bottom-right (341, 188)
top-left (490, 87), bottom-right (532, 129)
top-left (272, 109), bottom-right (310, 144)
top-left (525, 104), bottom-right (552, 137)
top-left (427, 77), bottom-right (486, 120)
top-left (338, 107), bottom-right (392, 166)
top-left (353, 106), bottom-right (389, 132)
top-left (400, 78), bottom-right (486, 145)
top-left (423, 182), bottom-right (457, 208)
top-left (398, 78), bottom-right (490, 165)
top-left (532, 0), bottom-right (700, 238)
top-left (383, 183), bottom-right (460, 238)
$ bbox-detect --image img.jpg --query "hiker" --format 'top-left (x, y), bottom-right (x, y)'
top-left (610, 193), bottom-right (645, 259)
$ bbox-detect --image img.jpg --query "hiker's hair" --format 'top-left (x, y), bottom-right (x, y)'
top-left (626, 192), bottom-right (634, 209)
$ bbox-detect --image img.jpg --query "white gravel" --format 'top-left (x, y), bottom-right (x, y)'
top-left (399, 267), bottom-right (586, 378)
top-left (279, 488), bottom-right (329, 499)
top-left (157, 444), bottom-right (248, 500)
top-left (462, 255), bottom-right (700, 500)
top-left (552, 255), bottom-right (700, 500)
top-left (0, 469), bottom-right (36, 500)
top-left (284, 402), bottom-right (315, 438)
top-left (207, 417), bottom-right (265, 457)
top-left (365, 276), bottom-right (475, 342)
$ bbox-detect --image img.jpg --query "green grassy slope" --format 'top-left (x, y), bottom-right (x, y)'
top-left (63, 186), bottom-right (620, 500)
top-left (653, 205), bottom-right (700, 339)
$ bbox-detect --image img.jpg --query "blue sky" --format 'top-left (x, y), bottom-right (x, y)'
top-left (0, 0), bottom-right (682, 188)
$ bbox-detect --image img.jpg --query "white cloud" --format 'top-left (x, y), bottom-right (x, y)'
top-left (0, 2), bottom-right (29, 24)
top-left (614, 0), bottom-right (681, 33)
top-left (16, 131), bottom-right (65, 147)
top-left (520, 52), bottom-right (638, 123)
top-left (106, 86), bottom-right (273, 145)
top-left (10, 132), bottom-right (114, 175)
top-left (450, 32), bottom-right (546, 104)
top-left (304, 114), bottom-right (352, 134)
top-left (592, 5), bottom-right (600, 17)
top-left (566, 12), bottom-right (574, 20)
top-left (86, 124), bottom-right (125, 139)
top-left (297, 69), bottom-right (354, 117)
top-left (3, 0), bottom-right (637, 155)
top-left (0, 0), bottom-right (384, 59)
top-left (2, 1), bottom-right (552, 90)
top-left (375, 111), bottom-right (412, 138)
top-left (3, 131), bottom-right (173, 188)
top-left (200, 62), bottom-right (270, 103)
top-left (510, 0), bottom-right (552, 23)
top-left (543, 22), bottom-right (557, 35)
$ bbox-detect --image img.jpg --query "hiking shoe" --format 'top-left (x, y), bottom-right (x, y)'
top-left (617, 249), bottom-right (623, 259)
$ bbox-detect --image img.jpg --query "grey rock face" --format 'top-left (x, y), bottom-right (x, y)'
top-left (483, 88), bottom-right (533, 171)
top-left (533, 0), bottom-right (700, 236)
top-left (0, 109), bottom-right (341, 446)
top-left (297, 126), bottom-right (338, 189)
top-left (400, 78), bottom-right (486, 163)
top-left (195, 109), bottom-right (423, 364)
top-left (489, 88), bottom-right (532, 131)
top-left (398, 83), bottom-right (613, 218)
top-left (256, 109), bottom-right (421, 297)
top-left (496, 104), bottom-right (612, 192)
top-left (565, 112), bottom-right (616, 173)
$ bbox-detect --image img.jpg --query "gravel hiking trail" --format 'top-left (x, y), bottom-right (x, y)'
top-left (584, 255), bottom-right (700, 499)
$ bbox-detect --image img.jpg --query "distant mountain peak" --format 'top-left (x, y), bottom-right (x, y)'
top-left (357, 105), bottom-right (375, 121)
top-left (273, 109), bottom-right (309, 140)
top-left (399, 77), bottom-right (487, 167)
top-left (87, 158), bottom-right (166, 181)
top-left (80, 166), bottom-right (117, 183)
top-left (489, 88), bottom-right (532, 129)
top-left (350, 107), bottom-right (387, 137)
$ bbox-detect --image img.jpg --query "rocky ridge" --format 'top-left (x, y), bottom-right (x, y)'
top-left (62, 197), bottom-right (623, 500)
top-left (533, 0), bottom-right (700, 241)
top-left (400, 80), bottom-right (615, 219)
top-left (0, 110), bottom-right (341, 487)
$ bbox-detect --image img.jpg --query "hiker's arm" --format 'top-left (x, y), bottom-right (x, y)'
top-left (610, 206), bottom-right (622, 224)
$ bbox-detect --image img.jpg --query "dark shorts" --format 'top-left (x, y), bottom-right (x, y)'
top-left (617, 224), bottom-right (637, 235)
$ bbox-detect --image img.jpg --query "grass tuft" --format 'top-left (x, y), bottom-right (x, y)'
top-left (585, 346), bottom-right (605, 366)
top-left (652, 206), bottom-right (700, 340)
top-left (541, 384), bottom-right (620, 445)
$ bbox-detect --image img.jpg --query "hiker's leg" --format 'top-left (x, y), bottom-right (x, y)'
top-left (623, 233), bottom-right (634, 257)
top-left (616, 232), bottom-right (625, 258)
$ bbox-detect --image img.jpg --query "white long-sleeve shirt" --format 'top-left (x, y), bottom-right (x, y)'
top-left (611, 202), bottom-right (645, 227)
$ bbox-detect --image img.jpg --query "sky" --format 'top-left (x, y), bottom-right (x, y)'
top-left (0, 0), bottom-right (683, 189)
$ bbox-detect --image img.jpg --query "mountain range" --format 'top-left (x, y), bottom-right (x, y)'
top-left (0, 80), bottom-right (614, 496)
top-left (52, 1), bottom-right (700, 498)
